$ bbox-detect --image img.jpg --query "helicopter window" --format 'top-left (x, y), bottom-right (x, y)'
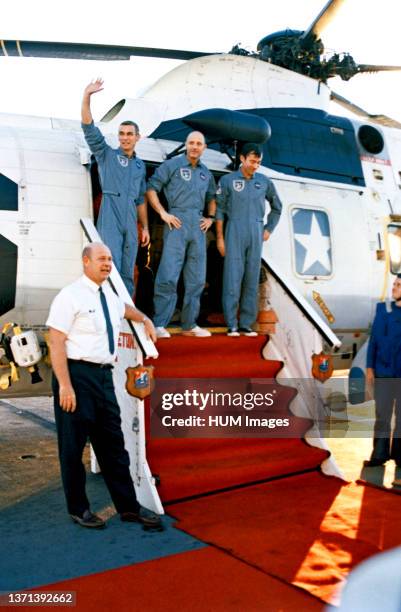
top-left (100, 99), bottom-right (126, 123)
top-left (0, 173), bottom-right (18, 211)
top-left (358, 125), bottom-right (384, 155)
top-left (388, 224), bottom-right (401, 275)
top-left (0, 234), bottom-right (17, 316)
top-left (291, 208), bottom-right (332, 278)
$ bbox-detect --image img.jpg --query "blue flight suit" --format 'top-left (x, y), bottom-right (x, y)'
top-left (216, 170), bottom-right (282, 329)
top-left (148, 155), bottom-right (216, 330)
top-left (82, 122), bottom-right (146, 296)
top-left (366, 301), bottom-right (401, 464)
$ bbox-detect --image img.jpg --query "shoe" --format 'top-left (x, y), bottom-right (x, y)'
top-left (120, 506), bottom-right (163, 530)
top-left (227, 328), bottom-right (240, 337)
top-left (70, 510), bottom-right (106, 529)
top-left (155, 327), bottom-right (171, 339)
top-left (239, 327), bottom-right (258, 337)
top-left (182, 326), bottom-right (211, 337)
top-left (363, 459), bottom-right (386, 467)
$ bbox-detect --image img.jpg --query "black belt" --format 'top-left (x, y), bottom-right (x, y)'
top-left (68, 359), bottom-right (113, 369)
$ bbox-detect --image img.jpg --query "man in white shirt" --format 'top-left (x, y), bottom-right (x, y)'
top-left (47, 242), bottom-right (161, 529)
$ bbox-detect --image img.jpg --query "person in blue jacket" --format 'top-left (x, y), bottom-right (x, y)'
top-left (81, 79), bottom-right (149, 297)
top-left (365, 274), bottom-right (401, 466)
top-left (215, 143), bottom-right (282, 336)
top-left (146, 131), bottom-right (216, 338)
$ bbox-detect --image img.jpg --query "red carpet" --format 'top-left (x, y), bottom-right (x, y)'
top-left (26, 548), bottom-right (324, 612)
top-left (25, 475), bottom-right (401, 608)
top-left (148, 438), bottom-right (328, 503)
top-left (170, 472), bottom-right (401, 605)
top-left (146, 336), bottom-right (281, 378)
top-left (16, 337), bottom-right (401, 609)
top-left (145, 336), bottom-right (328, 502)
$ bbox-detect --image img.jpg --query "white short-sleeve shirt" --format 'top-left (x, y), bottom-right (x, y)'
top-left (46, 275), bottom-right (126, 364)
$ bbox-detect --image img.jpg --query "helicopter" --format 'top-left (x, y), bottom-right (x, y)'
top-left (1, 0), bottom-right (401, 401)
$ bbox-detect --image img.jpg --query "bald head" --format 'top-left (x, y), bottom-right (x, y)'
top-left (82, 242), bottom-right (111, 260)
top-left (82, 243), bottom-right (113, 285)
top-left (186, 131), bottom-right (205, 146)
top-left (185, 131), bottom-right (207, 165)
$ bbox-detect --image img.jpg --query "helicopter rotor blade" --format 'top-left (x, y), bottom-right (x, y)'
top-left (301, 0), bottom-right (346, 40)
top-left (0, 40), bottom-right (214, 61)
top-left (331, 91), bottom-right (401, 129)
top-left (356, 64), bottom-right (401, 75)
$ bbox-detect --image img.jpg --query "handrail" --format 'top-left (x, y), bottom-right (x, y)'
top-left (264, 257), bottom-right (341, 349)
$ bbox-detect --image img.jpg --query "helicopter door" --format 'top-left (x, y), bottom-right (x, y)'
top-left (0, 173), bottom-right (18, 317)
top-left (270, 182), bottom-right (374, 334)
top-left (89, 158), bottom-right (102, 223)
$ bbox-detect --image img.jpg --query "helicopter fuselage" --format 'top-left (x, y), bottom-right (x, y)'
top-left (1, 54), bottom-right (401, 394)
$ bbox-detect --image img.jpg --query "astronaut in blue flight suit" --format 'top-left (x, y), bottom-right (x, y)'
top-left (216, 143), bottom-right (282, 336)
top-left (146, 131), bottom-right (216, 338)
top-left (364, 274), bottom-right (401, 467)
top-left (81, 79), bottom-right (149, 296)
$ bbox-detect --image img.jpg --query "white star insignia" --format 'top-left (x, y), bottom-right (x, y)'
top-left (295, 213), bottom-right (331, 274)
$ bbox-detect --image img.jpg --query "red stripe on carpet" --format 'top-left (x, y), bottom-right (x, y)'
top-left (169, 471), bottom-right (401, 604)
top-left (26, 548), bottom-right (323, 612)
top-left (145, 335), bottom-right (328, 502)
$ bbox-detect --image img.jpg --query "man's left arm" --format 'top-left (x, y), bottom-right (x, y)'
top-left (263, 180), bottom-right (283, 241)
top-left (200, 173), bottom-right (217, 232)
top-left (137, 203), bottom-right (150, 246)
top-left (366, 304), bottom-right (381, 392)
top-left (124, 304), bottom-right (157, 342)
top-left (136, 173), bottom-right (150, 246)
top-left (215, 179), bottom-right (228, 256)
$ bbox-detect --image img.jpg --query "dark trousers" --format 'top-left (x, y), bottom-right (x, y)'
top-left (53, 361), bottom-right (139, 516)
top-left (371, 378), bottom-right (401, 464)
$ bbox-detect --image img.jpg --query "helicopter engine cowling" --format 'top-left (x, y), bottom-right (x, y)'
top-left (182, 108), bottom-right (271, 144)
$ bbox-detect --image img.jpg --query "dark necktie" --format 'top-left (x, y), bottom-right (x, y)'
top-left (99, 286), bottom-right (115, 355)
